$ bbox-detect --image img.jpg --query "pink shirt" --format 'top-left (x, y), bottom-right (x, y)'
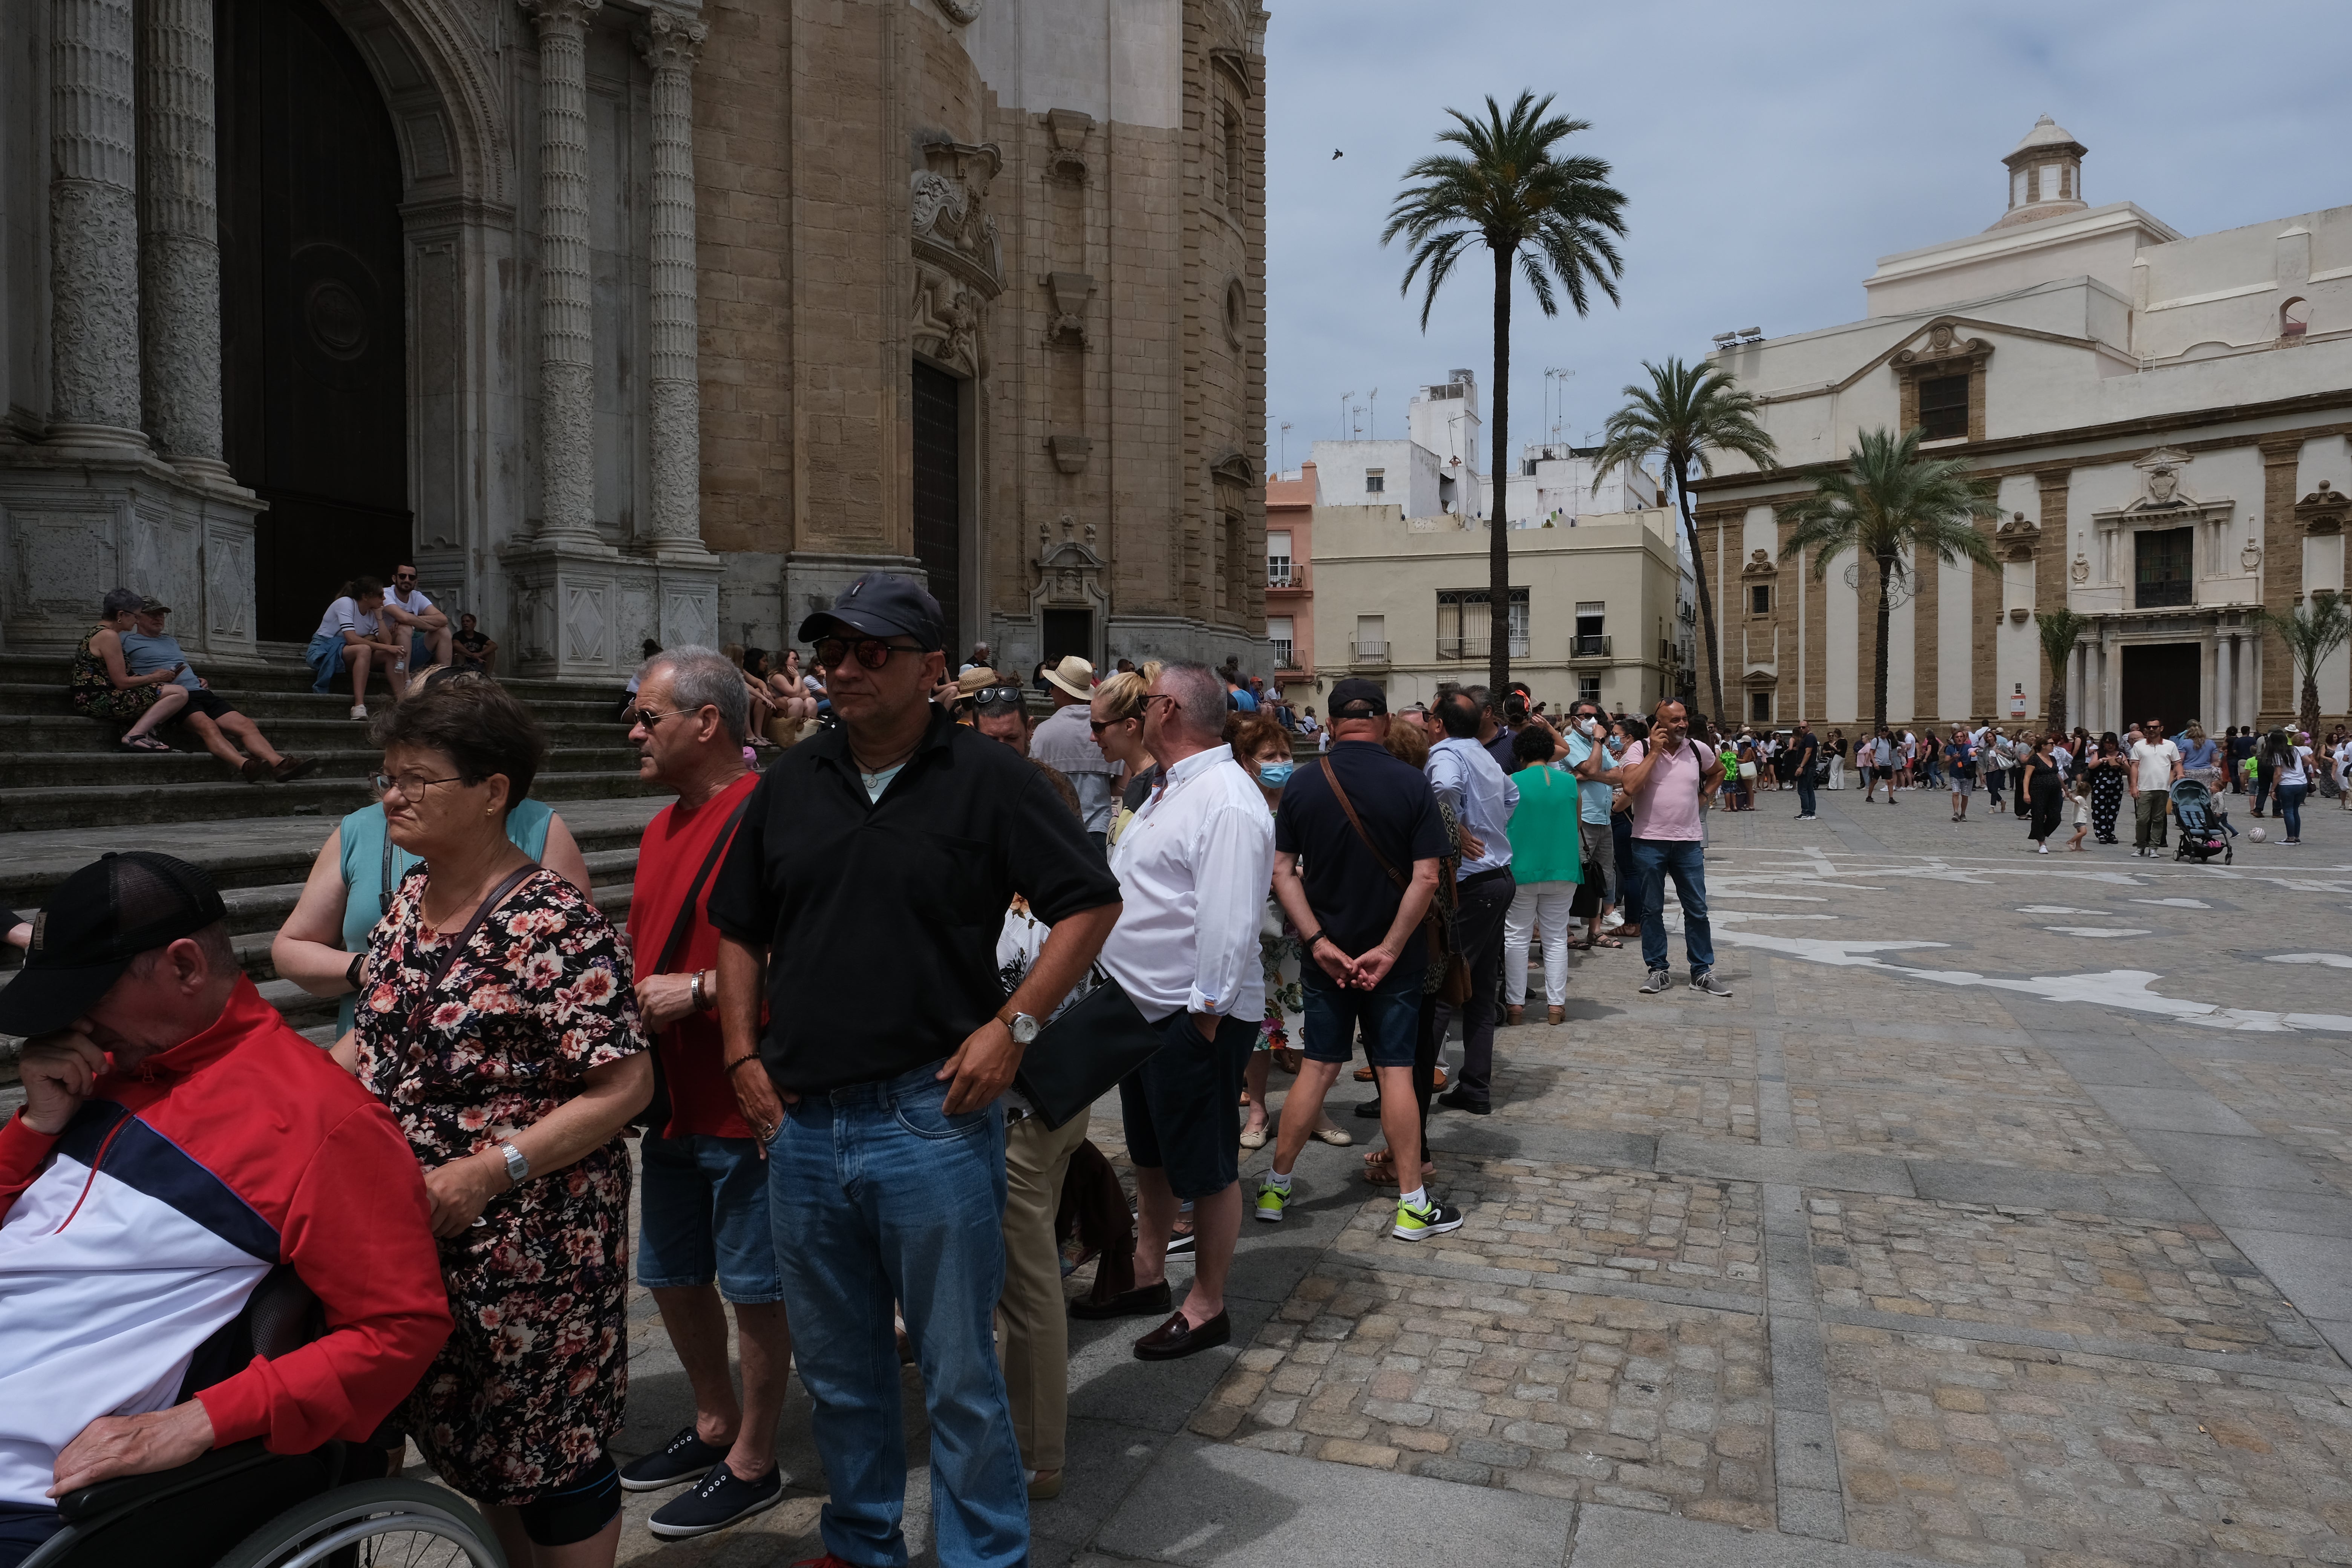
top-left (1625, 738), bottom-right (1717, 841)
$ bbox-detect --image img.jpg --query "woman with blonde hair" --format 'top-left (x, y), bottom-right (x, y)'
top-left (1093, 664), bottom-right (1161, 847)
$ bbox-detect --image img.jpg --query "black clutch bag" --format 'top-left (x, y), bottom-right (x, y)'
top-left (1012, 972), bottom-right (1167, 1130)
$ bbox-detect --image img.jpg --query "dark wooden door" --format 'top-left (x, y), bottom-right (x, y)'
top-left (218, 0), bottom-right (410, 643)
top-left (910, 361), bottom-right (963, 657)
top-left (2119, 642), bottom-right (2201, 738)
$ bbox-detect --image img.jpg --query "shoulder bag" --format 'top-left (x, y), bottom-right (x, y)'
top-left (1317, 757), bottom-right (1470, 1005)
top-left (630, 791), bottom-right (755, 1133)
top-left (403, 863), bottom-right (540, 1039)
top-left (1013, 967), bottom-right (1167, 1131)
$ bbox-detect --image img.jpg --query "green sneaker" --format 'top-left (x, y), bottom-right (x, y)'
top-left (1254, 1177), bottom-right (1291, 1222)
top-left (1392, 1195), bottom-right (1464, 1241)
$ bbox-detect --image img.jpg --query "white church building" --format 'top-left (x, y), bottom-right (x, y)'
top-left (1692, 116), bottom-right (2352, 736)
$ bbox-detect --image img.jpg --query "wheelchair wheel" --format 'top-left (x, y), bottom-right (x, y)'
top-left (212, 1478), bottom-right (506, 1568)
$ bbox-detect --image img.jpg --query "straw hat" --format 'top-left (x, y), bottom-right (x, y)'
top-left (1042, 655), bottom-right (1096, 701)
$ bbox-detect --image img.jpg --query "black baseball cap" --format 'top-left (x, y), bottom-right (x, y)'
top-left (795, 572), bottom-right (945, 651)
top-left (0, 852), bottom-right (227, 1037)
top-left (1328, 678), bottom-right (1388, 719)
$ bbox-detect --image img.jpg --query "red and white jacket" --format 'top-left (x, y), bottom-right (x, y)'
top-left (0, 978), bottom-right (452, 1509)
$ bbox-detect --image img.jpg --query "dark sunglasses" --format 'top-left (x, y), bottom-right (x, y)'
top-left (1089, 714), bottom-right (1138, 734)
top-left (814, 635), bottom-right (922, 671)
top-left (971, 686), bottom-right (1026, 710)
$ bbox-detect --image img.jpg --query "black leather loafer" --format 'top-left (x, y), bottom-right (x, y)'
top-left (1134, 1309), bottom-right (1230, 1361)
top-left (1069, 1280), bottom-right (1171, 1321)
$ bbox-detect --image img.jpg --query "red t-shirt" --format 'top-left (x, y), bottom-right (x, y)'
top-left (626, 772), bottom-right (761, 1139)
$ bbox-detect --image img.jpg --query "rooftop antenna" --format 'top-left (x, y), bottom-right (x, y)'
top-left (1338, 391), bottom-right (1353, 441)
top-left (1279, 420), bottom-right (1292, 474)
top-left (1367, 387), bottom-right (1378, 442)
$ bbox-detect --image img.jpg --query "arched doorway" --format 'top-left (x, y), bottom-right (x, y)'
top-left (217, 0), bottom-right (410, 643)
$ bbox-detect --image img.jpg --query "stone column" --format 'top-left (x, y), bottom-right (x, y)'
top-left (525, 0), bottom-right (602, 540)
top-left (138, 0), bottom-right (230, 479)
top-left (2215, 632), bottom-right (2234, 733)
top-left (638, 10), bottom-right (707, 556)
top-left (49, 0), bottom-right (144, 444)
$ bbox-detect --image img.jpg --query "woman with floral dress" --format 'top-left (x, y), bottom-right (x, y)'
top-left (1229, 714), bottom-right (1348, 1151)
top-left (71, 587), bottom-right (192, 750)
top-left (2087, 732), bottom-right (2128, 844)
top-left (334, 679), bottom-right (650, 1568)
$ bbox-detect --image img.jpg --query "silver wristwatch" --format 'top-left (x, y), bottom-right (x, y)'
top-left (1004, 1011), bottom-right (1041, 1045)
top-left (497, 1140), bottom-right (530, 1185)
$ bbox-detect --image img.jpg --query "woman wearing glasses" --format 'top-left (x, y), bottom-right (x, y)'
top-left (271, 666), bottom-right (592, 1036)
top-left (333, 677), bottom-right (650, 1568)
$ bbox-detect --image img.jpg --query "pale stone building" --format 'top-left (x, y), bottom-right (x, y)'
top-left (0, 0), bottom-right (1268, 676)
top-left (1693, 117), bottom-right (2352, 734)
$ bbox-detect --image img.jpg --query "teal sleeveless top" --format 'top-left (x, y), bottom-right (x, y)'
top-left (335, 797), bottom-right (555, 1034)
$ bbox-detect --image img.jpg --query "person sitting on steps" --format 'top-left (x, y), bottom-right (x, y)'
top-left (305, 576), bottom-right (407, 719)
top-left (69, 587), bottom-right (190, 753)
top-left (121, 597), bottom-right (318, 784)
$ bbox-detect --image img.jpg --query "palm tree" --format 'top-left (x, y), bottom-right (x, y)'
top-left (1781, 427), bottom-right (2001, 732)
top-left (2036, 608), bottom-right (2088, 738)
top-left (2256, 592), bottom-right (2350, 741)
top-left (1383, 91), bottom-right (1626, 707)
top-left (1591, 358), bottom-right (1777, 724)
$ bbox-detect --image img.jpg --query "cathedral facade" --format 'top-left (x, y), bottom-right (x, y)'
top-left (0, 0), bottom-right (1270, 676)
top-left (1693, 119), bottom-right (2351, 737)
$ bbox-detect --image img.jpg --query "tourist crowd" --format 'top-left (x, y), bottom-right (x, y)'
top-left (6, 570), bottom-right (2338, 1568)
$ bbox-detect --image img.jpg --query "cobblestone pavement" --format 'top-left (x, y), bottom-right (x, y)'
top-left (443, 785), bottom-right (2352, 1566)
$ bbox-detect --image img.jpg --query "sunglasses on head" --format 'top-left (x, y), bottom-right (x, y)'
top-left (814, 635), bottom-right (922, 670)
top-left (970, 686), bottom-right (1026, 709)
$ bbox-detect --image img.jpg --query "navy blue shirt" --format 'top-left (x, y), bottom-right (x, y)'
top-left (1275, 741), bottom-right (1449, 969)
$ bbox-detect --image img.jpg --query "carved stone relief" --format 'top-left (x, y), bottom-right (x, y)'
top-left (932, 0), bottom-right (980, 22)
top-left (1044, 109), bottom-right (1093, 184)
top-left (911, 140), bottom-right (1003, 296)
top-left (2126, 447), bottom-right (2194, 511)
top-left (2294, 478), bottom-right (2347, 536)
top-left (1045, 272), bottom-right (1094, 348)
top-left (911, 262), bottom-right (988, 379)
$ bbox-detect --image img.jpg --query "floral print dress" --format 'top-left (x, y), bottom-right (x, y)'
top-left (354, 865), bottom-right (645, 1505)
top-left (70, 624), bottom-right (162, 722)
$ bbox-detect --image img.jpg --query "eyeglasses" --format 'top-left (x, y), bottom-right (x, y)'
top-left (374, 771), bottom-right (464, 798)
top-left (1089, 715), bottom-right (1138, 734)
top-left (1142, 693), bottom-right (1180, 712)
top-left (814, 636), bottom-right (922, 671)
top-left (970, 687), bottom-right (1025, 710)
top-left (623, 706), bottom-right (692, 729)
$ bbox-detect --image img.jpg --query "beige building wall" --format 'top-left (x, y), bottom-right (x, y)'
top-left (1309, 504), bottom-right (1685, 715)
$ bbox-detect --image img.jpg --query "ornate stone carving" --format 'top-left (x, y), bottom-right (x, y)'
top-left (2242, 535), bottom-right (2263, 573)
top-left (137, 0), bottom-right (229, 476)
top-left (1741, 547), bottom-right (1778, 576)
top-left (1044, 108), bottom-right (1093, 184)
top-left (932, 0), bottom-right (980, 22)
top-left (522, 0), bottom-right (601, 539)
top-left (2294, 478), bottom-right (2347, 536)
top-left (1044, 271), bottom-right (1093, 348)
top-left (911, 260), bottom-right (988, 379)
top-left (50, 0), bottom-right (144, 441)
top-left (1995, 509), bottom-right (2041, 562)
top-left (2125, 447), bottom-right (2194, 511)
top-left (638, 9), bottom-right (706, 553)
top-left (1210, 450), bottom-right (1256, 488)
top-left (1047, 434), bottom-right (1091, 475)
top-left (911, 141), bottom-right (1003, 298)
top-left (2070, 551), bottom-right (2090, 584)
top-left (1893, 321), bottom-right (1994, 372)
top-left (1029, 511), bottom-right (1109, 635)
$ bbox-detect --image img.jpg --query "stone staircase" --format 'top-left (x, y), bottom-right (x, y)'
top-left (0, 647), bottom-right (668, 1069)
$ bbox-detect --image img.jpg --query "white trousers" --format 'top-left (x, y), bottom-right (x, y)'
top-left (1825, 758), bottom-right (1845, 789)
top-left (1503, 880), bottom-right (1577, 1008)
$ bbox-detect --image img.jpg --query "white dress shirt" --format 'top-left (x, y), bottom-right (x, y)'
top-left (1099, 744), bottom-right (1274, 1022)
top-left (1426, 735), bottom-right (1519, 876)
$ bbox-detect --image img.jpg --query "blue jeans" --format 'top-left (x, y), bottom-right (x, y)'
top-left (766, 1061), bottom-right (1025, 1568)
top-left (2277, 782), bottom-right (2307, 840)
top-left (1795, 772), bottom-right (1817, 817)
top-left (1632, 838), bottom-right (1715, 975)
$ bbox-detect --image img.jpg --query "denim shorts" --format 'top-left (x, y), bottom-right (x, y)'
top-left (1299, 959), bottom-right (1421, 1069)
top-left (636, 1132), bottom-right (784, 1303)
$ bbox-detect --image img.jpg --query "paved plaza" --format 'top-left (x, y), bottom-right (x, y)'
top-left (535, 780), bottom-right (2352, 1567)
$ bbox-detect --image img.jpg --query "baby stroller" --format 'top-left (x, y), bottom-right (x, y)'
top-left (2171, 777), bottom-right (2232, 864)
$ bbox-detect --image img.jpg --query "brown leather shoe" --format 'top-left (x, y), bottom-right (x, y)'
top-left (1353, 1065), bottom-right (1375, 1082)
top-left (1069, 1280), bottom-right (1171, 1321)
top-left (239, 757), bottom-right (273, 783)
top-left (1505, 1005), bottom-right (1525, 1025)
top-left (1547, 1005), bottom-right (1565, 1026)
top-left (1431, 1067), bottom-right (1448, 1092)
top-left (272, 755), bottom-right (321, 782)
top-left (1134, 1308), bottom-right (1230, 1361)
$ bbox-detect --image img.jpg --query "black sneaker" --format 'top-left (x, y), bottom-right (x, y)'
top-left (620, 1426), bottom-right (728, 1492)
top-left (1353, 1096), bottom-right (1384, 1119)
top-left (1165, 1227), bottom-right (1196, 1257)
top-left (646, 1462), bottom-right (785, 1539)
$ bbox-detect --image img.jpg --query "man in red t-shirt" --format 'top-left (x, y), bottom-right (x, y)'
top-left (617, 648), bottom-right (790, 1542)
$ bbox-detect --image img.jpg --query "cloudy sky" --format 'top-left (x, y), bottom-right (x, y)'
top-left (1261, 0), bottom-right (2349, 478)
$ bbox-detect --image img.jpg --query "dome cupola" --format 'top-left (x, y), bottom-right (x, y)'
top-left (1992, 115), bottom-right (2088, 230)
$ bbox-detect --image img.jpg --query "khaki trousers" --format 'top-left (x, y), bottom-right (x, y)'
top-left (996, 1105), bottom-right (1090, 1473)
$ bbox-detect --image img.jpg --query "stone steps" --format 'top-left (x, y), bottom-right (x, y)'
top-left (0, 767), bottom-right (663, 830)
top-left (0, 681), bottom-right (628, 724)
top-left (0, 745), bottom-right (646, 791)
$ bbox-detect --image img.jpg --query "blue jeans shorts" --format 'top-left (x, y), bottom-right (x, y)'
top-left (636, 1132), bottom-right (784, 1303)
top-left (1299, 958), bottom-right (1422, 1069)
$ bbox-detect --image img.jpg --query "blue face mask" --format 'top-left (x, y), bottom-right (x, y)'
top-left (1257, 761), bottom-right (1295, 788)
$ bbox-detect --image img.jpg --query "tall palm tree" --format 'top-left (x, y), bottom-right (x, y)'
top-left (1383, 91), bottom-right (1626, 707)
top-left (2036, 608), bottom-right (2089, 738)
top-left (1591, 358), bottom-right (1776, 724)
top-left (2256, 592), bottom-right (2350, 741)
top-left (1781, 427), bottom-right (2001, 732)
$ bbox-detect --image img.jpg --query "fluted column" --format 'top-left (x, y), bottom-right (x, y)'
top-left (525, 0), bottom-right (602, 540)
top-left (638, 10), bottom-right (707, 555)
top-left (139, 0), bottom-right (230, 478)
top-left (49, 0), bottom-right (144, 444)
top-left (2214, 632), bottom-right (2234, 733)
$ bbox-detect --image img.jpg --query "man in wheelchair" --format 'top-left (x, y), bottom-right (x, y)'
top-left (0, 853), bottom-right (452, 1567)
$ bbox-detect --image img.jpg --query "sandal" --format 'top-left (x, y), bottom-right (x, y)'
top-left (1271, 1047), bottom-right (1302, 1073)
top-left (1591, 934), bottom-right (1624, 948)
top-left (1361, 1149), bottom-right (1397, 1186)
top-left (1562, 937), bottom-right (1594, 952)
top-left (118, 733), bottom-right (172, 753)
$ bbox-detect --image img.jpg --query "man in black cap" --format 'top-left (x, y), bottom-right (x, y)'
top-left (0, 853), bottom-right (448, 1566)
top-left (707, 572), bottom-right (1121, 1568)
top-left (1254, 678), bottom-right (1463, 1242)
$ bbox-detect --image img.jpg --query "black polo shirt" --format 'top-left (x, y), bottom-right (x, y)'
top-left (707, 706), bottom-right (1121, 1094)
top-left (1274, 741), bottom-right (1448, 972)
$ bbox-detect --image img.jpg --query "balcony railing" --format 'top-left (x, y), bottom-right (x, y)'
top-left (1570, 634), bottom-right (1611, 659)
top-left (1436, 636), bottom-right (1531, 661)
top-left (1350, 639), bottom-right (1389, 666)
top-left (1268, 639), bottom-right (1294, 669)
top-left (1266, 564), bottom-right (1294, 588)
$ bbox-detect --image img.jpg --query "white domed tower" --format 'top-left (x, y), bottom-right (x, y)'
top-left (1991, 115), bottom-right (2089, 230)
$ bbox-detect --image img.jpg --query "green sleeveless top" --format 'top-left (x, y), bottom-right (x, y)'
top-left (1503, 764), bottom-right (1583, 886)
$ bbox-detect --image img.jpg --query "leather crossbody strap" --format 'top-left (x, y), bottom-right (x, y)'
top-left (652, 793), bottom-right (754, 979)
top-left (406, 863), bottom-right (538, 1033)
top-left (1317, 756), bottom-right (1407, 891)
